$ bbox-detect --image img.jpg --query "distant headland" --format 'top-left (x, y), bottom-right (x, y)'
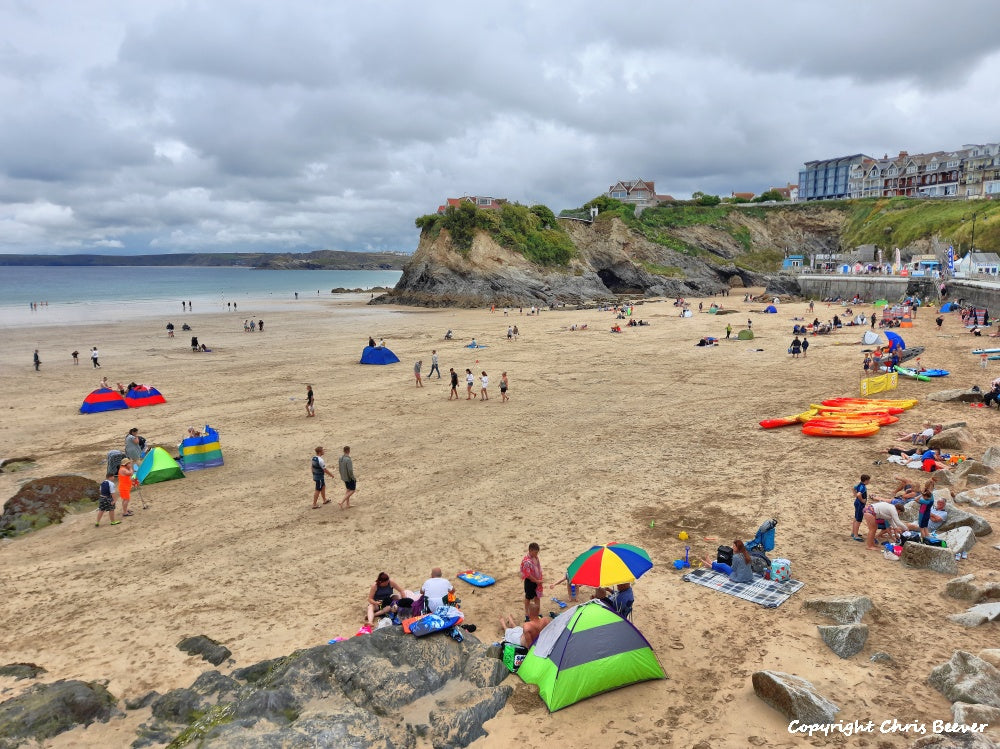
top-left (0, 249), bottom-right (408, 270)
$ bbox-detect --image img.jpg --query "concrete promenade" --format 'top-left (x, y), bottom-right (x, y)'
top-left (795, 274), bottom-right (1000, 310)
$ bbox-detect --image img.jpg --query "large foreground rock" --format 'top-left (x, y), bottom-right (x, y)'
top-left (177, 635), bottom-right (232, 666)
top-left (928, 389), bottom-right (986, 404)
top-left (0, 679), bottom-right (119, 745)
top-left (156, 628), bottom-right (512, 749)
top-left (0, 475), bottom-right (100, 538)
top-left (955, 484), bottom-right (1000, 508)
top-left (751, 670), bottom-right (839, 724)
top-left (900, 543), bottom-right (959, 574)
top-left (910, 734), bottom-right (1000, 748)
top-left (949, 603), bottom-right (1000, 628)
top-left (938, 506), bottom-right (993, 537)
top-left (817, 624), bottom-right (868, 658)
top-left (952, 702), bottom-right (1000, 730)
top-left (928, 651), bottom-right (1000, 707)
top-left (802, 596), bottom-right (872, 624)
top-left (938, 526), bottom-right (978, 555)
top-left (930, 427), bottom-right (975, 452)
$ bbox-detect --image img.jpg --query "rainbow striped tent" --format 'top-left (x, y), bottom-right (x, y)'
top-left (179, 425), bottom-right (224, 471)
top-left (124, 386), bottom-right (166, 408)
top-left (80, 388), bottom-right (128, 414)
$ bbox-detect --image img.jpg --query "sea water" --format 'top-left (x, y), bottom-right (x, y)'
top-left (0, 266), bottom-right (403, 327)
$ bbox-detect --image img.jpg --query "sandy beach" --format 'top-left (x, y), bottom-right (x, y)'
top-left (1, 291), bottom-right (998, 748)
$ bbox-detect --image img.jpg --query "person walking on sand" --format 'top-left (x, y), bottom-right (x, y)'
top-left (500, 372), bottom-right (509, 402)
top-left (465, 368), bottom-right (475, 399)
top-left (449, 368), bottom-right (459, 400)
top-left (479, 371), bottom-right (489, 400)
top-left (311, 446), bottom-right (336, 509)
top-left (306, 385), bottom-right (315, 417)
top-left (96, 474), bottom-right (120, 526)
top-left (72, 350), bottom-right (79, 365)
top-left (428, 350), bottom-right (441, 379)
top-left (725, 323), bottom-right (732, 339)
top-left (414, 360), bottom-right (423, 387)
top-left (520, 542), bottom-right (543, 621)
top-left (91, 347), bottom-right (101, 368)
top-left (33, 350), bottom-right (40, 371)
top-left (339, 446), bottom-right (356, 508)
top-left (801, 337), bottom-right (809, 358)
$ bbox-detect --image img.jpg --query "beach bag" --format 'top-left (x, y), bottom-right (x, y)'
top-left (501, 642), bottom-right (529, 673)
top-left (922, 537), bottom-right (946, 547)
top-left (899, 531), bottom-right (922, 546)
top-left (770, 558), bottom-right (791, 582)
top-left (716, 546), bottom-right (733, 565)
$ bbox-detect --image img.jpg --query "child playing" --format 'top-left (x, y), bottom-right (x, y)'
top-left (850, 474), bottom-right (869, 542)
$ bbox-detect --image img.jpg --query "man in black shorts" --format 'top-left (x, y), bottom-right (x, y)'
top-left (520, 542), bottom-right (543, 621)
top-left (448, 368), bottom-right (459, 400)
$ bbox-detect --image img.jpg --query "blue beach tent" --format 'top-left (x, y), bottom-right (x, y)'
top-left (360, 346), bottom-right (400, 365)
top-left (941, 302), bottom-right (957, 312)
top-left (764, 305), bottom-right (777, 314)
top-left (884, 331), bottom-right (906, 351)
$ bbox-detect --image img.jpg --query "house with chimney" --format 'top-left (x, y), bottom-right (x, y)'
top-left (606, 179), bottom-right (673, 208)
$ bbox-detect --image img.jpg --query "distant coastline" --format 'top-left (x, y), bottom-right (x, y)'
top-left (0, 249), bottom-right (408, 270)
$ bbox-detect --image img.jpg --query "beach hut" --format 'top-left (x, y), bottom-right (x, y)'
top-left (360, 346), bottom-right (400, 365)
top-left (517, 601), bottom-right (665, 712)
top-left (179, 425), bottom-right (224, 471)
top-left (80, 388), bottom-right (128, 414)
top-left (135, 447), bottom-right (185, 485)
top-left (124, 386), bottom-right (166, 408)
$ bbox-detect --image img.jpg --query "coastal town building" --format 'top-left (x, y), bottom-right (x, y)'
top-left (437, 196), bottom-right (508, 214)
top-left (954, 251), bottom-right (1000, 277)
top-left (770, 183), bottom-right (799, 201)
top-left (801, 142), bottom-right (1000, 201)
top-left (730, 191), bottom-right (756, 201)
top-left (606, 179), bottom-right (673, 208)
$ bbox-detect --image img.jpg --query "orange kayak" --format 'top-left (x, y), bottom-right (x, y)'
top-left (814, 411), bottom-right (899, 425)
top-left (802, 422), bottom-right (880, 437)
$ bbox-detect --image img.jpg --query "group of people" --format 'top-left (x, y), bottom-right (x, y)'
top-left (310, 445), bottom-right (356, 510)
top-left (862, 346), bottom-right (901, 374)
top-left (96, 428), bottom-right (150, 527)
top-left (850, 472), bottom-right (949, 551)
top-left (243, 319), bottom-right (264, 333)
top-left (788, 336), bottom-right (810, 358)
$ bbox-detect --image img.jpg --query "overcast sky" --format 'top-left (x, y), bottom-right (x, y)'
top-left (2, 1), bottom-right (999, 255)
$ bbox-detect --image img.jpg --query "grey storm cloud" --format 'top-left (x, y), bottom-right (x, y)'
top-left (1, 0), bottom-right (998, 255)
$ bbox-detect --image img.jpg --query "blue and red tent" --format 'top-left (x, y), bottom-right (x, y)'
top-left (80, 388), bottom-right (128, 414)
top-left (124, 386), bottom-right (166, 408)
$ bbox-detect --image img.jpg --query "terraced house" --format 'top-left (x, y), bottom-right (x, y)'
top-left (800, 142), bottom-right (1000, 201)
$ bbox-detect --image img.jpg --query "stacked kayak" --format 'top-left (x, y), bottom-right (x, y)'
top-left (760, 397), bottom-right (917, 438)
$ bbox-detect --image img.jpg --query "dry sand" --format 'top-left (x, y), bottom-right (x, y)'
top-left (1, 291), bottom-right (998, 748)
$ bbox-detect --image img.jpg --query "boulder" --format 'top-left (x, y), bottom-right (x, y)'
top-left (817, 624), bottom-right (868, 658)
top-left (955, 484), bottom-right (1000, 508)
top-left (980, 650), bottom-right (1000, 669)
top-left (928, 389), bottom-right (985, 404)
top-left (124, 691), bottom-right (159, 711)
top-left (952, 702), bottom-right (1000, 729)
top-left (429, 684), bottom-right (514, 748)
top-left (950, 460), bottom-right (992, 483)
top-left (0, 679), bottom-right (119, 745)
top-left (949, 603), bottom-right (1000, 628)
top-left (939, 527), bottom-right (978, 555)
top-left (232, 689), bottom-right (300, 723)
top-left (0, 475), bottom-right (100, 538)
top-left (981, 446), bottom-right (1000, 471)
top-left (751, 670), bottom-right (839, 724)
top-left (928, 651), bottom-right (1000, 707)
top-left (0, 663), bottom-right (46, 680)
top-left (150, 688), bottom-right (205, 724)
top-left (190, 670), bottom-right (239, 701)
top-left (946, 575), bottom-right (981, 601)
top-left (900, 543), bottom-right (959, 574)
top-left (910, 733), bottom-right (1000, 748)
top-left (802, 596), bottom-right (873, 624)
top-left (930, 427), bottom-right (974, 452)
top-left (939, 506), bottom-right (993, 537)
top-left (177, 635), bottom-right (232, 667)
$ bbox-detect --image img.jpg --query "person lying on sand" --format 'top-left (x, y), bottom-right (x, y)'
top-left (499, 613), bottom-right (551, 648)
top-left (897, 425), bottom-right (942, 445)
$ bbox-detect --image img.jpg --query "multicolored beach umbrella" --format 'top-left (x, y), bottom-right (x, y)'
top-left (567, 543), bottom-right (653, 587)
top-left (80, 388), bottom-right (128, 414)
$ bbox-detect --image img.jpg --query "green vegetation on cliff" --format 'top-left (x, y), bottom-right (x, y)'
top-left (841, 197), bottom-right (1000, 254)
top-left (415, 202), bottom-right (576, 266)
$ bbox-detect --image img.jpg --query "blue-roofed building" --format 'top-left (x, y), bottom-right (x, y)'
top-left (798, 154), bottom-right (871, 201)
top-left (782, 254), bottom-right (806, 271)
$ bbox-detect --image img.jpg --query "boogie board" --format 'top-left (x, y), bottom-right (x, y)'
top-left (921, 369), bottom-right (949, 377)
top-left (972, 348), bottom-right (1000, 355)
top-left (458, 570), bottom-right (495, 587)
top-left (409, 613), bottom-right (462, 637)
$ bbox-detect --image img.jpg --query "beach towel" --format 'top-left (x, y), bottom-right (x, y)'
top-left (682, 567), bottom-right (804, 608)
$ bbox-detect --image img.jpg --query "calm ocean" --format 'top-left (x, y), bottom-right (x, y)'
top-left (0, 266), bottom-right (403, 327)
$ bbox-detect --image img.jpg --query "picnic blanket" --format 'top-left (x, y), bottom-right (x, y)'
top-left (682, 567), bottom-right (804, 608)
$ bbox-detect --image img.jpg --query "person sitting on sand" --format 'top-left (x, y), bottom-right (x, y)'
top-left (611, 325), bottom-right (622, 333)
top-left (499, 613), bottom-right (551, 648)
top-left (445, 329), bottom-right (453, 340)
top-left (891, 478), bottom-right (920, 502)
top-left (906, 496), bottom-right (948, 537)
top-left (700, 539), bottom-right (754, 583)
top-left (897, 424), bottom-right (941, 445)
top-left (366, 571), bottom-right (406, 626)
top-left (863, 501), bottom-right (908, 550)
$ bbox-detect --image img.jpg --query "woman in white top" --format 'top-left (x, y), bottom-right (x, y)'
top-left (479, 371), bottom-right (489, 400)
top-left (863, 501), bottom-right (907, 550)
top-left (465, 369), bottom-right (475, 400)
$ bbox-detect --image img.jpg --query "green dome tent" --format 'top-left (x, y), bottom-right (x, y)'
top-left (737, 329), bottom-right (755, 340)
top-left (135, 447), bottom-right (185, 485)
top-left (517, 601), bottom-right (665, 711)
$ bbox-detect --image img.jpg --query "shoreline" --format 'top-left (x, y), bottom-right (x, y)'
top-left (2, 292), bottom-right (998, 748)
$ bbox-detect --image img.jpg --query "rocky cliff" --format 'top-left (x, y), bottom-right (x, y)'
top-left (375, 204), bottom-right (849, 307)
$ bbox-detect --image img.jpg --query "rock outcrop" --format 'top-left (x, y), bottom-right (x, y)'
top-left (928, 651), bottom-right (1000, 708)
top-left (751, 670), bottom-right (839, 724)
top-left (0, 475), bottom-right (100, 538)
top-left (0, 679), bottom-right (119, 746)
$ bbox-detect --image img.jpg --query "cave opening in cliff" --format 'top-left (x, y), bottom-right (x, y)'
top-left (597, 269), bottom-right (644, 295)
